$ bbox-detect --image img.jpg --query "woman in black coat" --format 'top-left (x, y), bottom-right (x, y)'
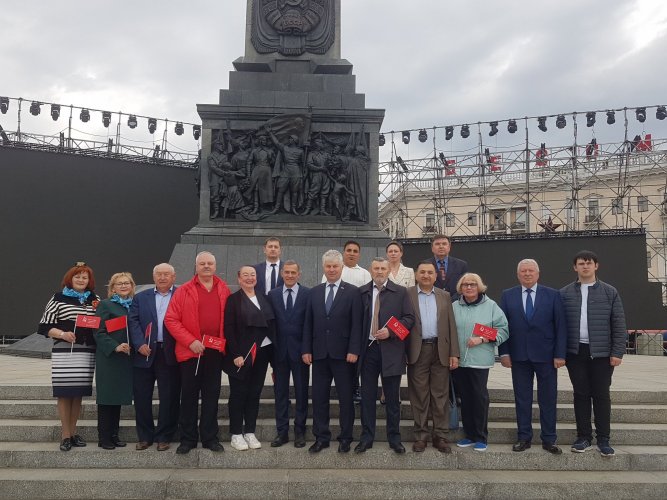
top-left (224, 265), bottom-right (276, 451)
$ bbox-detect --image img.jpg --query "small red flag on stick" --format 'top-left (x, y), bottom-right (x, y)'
top-left (202, 335), bottom-right (226, 353)
top-left (75, 315), bottom-right (101, 329)
top-left (472, 323), bottom-right (498, 341)
top-left (105, 316), bottom-right (127, 333)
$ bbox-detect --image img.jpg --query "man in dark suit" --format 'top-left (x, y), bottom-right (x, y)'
top-left (499, 258), bottom-right (567, 455)
top-left (356, 257), bottom-right (415, 454)
top-left (429, 235), bottom-right (468, 300)
top-left (406, 260), bottom-right (460, 453)
top-left (302, 249), bottom-right (363, 453)
top-left (267, 260), bottom-right (311, 448)
top-left (128, 263), bottom-right (181, 452)
top-left (254, 237), bottom-right (284, 295)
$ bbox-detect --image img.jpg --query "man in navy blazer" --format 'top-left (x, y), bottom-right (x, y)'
top-left (429, 235), bottom-right (468, 300)
top-left (128, 263), bottom-right (181, 451)
top-left (499, 258), bottom-right (567, 455)
top-left (302, 249), bottom-right (363, 453)
top-left (254, 237), bottom-right (284, 295)
top-left (267, 260), bottom-right (311, 449)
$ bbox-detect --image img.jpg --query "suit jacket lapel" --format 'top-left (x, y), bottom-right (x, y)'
top-left (148, 291), bottom-right (158, 326)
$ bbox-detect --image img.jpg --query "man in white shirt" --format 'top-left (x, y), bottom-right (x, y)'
top-left (254, 237), bottom-right (284, 295)
top-left (322, 240), bottom-right (371, 287)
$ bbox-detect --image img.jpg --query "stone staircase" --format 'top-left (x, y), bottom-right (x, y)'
top-left (0, 384), bottom-right (666, 499)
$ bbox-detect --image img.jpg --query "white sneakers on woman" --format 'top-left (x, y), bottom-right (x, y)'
top-left (231, 434), bottom-right (249, 451)
top-left (244, 433), bottom-right (262, 449)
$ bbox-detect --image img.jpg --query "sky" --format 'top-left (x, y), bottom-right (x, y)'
top-left (2, 0), bottom-right (667, 161)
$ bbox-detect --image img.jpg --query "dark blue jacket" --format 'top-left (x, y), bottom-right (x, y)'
top-left (128, 287), bottom-right (178, 368)
top-left (268, 284), bottom-right (311, 363)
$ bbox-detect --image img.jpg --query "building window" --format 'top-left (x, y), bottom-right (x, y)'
top-left (542, 205), bottom-right (552, 220)
top-left (424, 213), bottom-right (436, 233)
top-left (445, 212), bottom-right (455, 227)
top-left (513, 208), bottom-right (526, 228)
top-left (588, 199), bottom-right (599, 217)
top-left (612, 198), bottom-right (623, 215)
top-left (638, 196), bottom-right (648, 212)
top-left (647, 251), bottom-right (652, 268)
top-left (490, 210), bottom-right (506, 230)
top-left (467, 212), bottom-right (477, 226)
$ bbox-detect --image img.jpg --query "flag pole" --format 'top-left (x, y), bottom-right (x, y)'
top-left (70, 326), bottom-right (76, 355)
top-left (195, 353), bottom-right (201, 376)
top-left (146, 323), bottom-right (150, 362)
top-left (236, 344), bottom-right (255, 372)
top-left (369, 318), bottom-right (391, 346)
top-left (125, 324), bottom-right (130, 355)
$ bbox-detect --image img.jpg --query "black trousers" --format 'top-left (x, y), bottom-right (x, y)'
top-left (452, 367), bottom-right (490, 443)
top-left (228, 344), bottom-right (272, 435)
top-left (566, 343), bottom-right (615, 442)
top-left (273, 353), bottom-right (310, 437)
top-left (359, 341), bottom-right (401, 445)
top-left (312, 357), bottom-right (354, 444)
top-left (132, 343), bottom-right (181, 443)
top-left (179, 349), bottom-right (223, 446)
top-left (97, 404), bottom-right (121, 444)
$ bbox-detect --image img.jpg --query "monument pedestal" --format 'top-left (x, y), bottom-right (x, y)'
top-left (170, 0), bottom-right (387, 285)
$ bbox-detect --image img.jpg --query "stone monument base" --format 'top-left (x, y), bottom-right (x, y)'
top-left (169, 222), bottom-right (389, 287)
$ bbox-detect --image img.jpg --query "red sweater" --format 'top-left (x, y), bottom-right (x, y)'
top-left (164, 275), bottom-right (231, 362)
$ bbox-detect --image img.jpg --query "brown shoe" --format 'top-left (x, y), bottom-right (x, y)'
top-left (135, 441), bottom-right (152, 451)
top-left (156, 442), bottom-right (170, 452)
top-left (433, 436), bottom-right (452, 454)
top-left (412, 440), bottom-right (427, 452)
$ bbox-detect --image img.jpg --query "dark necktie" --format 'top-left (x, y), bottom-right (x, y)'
top-left (270, 263), bottom-right (277, 290)
top-left (525, 288), bottom-right (534, 320)
top-left (286, 288), bottom-right (293, 312)
top-left (439, 260), bottom-right (446, 282)
top-left (371, 285), bottom-right (383, 340)
top-left (325, 283), bottom-right (335, 314)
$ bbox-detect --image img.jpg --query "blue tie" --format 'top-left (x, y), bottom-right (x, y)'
top-left (325, 284), bottom-right (335, 314)
top-left (286, 288), bottom-right (293, 312)
top-left (525, 288), bottom-right (534, 320)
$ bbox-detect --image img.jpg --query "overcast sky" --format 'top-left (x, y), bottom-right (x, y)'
top-left (2, 0), bottom-right (666, 160)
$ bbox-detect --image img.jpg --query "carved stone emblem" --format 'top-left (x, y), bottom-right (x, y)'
top-left (251, 0), bottom-right (335, 56)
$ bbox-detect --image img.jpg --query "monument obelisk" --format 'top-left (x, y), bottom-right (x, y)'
top-left (170, 0), bottom-right (387, 285)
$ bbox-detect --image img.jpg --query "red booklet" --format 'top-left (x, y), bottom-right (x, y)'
top-left (386, 316), bottom-right (410, 341)
top-left (472, 323), bottom-right (497, 341)
top-left (202, 335), bottom-right (226, 354)
top-left (75, 314), bottom-right (101, 329)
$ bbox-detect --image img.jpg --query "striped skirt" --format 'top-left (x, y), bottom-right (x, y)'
top-left (51, 340), bottom-right (95, 398)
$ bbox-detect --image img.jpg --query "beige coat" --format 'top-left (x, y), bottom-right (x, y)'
top-left (406, 286), bottom-right (460, 365)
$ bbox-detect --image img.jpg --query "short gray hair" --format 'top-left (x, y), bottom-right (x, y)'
top-left (153, 263), bottom-right (175, 275)
top-left (517, 258), bottom-right (540, 272)
top-left (195, 251), bottom-right (216, 264)
top-left (371, 256), bottom-right (389, 265)
top-left (322, 249), bottom-right (343, 266)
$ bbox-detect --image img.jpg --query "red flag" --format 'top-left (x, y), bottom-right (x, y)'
top-left (75, 314), bottom-right (101, 329)
top-left (144, 322), bottom-right (152, 341)
top-left (386, 316), bottom-right (410, 341)
top-left (472, 323), bottom-right (498, 341)
top-left (637, 133), bottom-right (652, 151)
top-left (105, 315), bottom-right (127, 333)
top-left (250, 343), bottom-right (258, 365)
top-left (202, 334), bottom-right (226, 353)
top-left (488, 156), bottom-right (502, 172)
top-left (535, 148), bottom-right (548, 167)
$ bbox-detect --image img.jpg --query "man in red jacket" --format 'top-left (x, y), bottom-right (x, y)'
top-left (165, 251), bottom-right (231, 454)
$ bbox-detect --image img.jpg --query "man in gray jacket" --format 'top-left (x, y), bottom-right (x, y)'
top-left (559, 250), bottom-right (627, 457)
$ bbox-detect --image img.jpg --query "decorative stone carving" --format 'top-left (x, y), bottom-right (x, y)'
top-left (251, 0), bottom-right (336, 56)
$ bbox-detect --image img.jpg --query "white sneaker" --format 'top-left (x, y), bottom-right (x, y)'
top-left (231, 434), bottom-right (249, 451)
top-left (244, 433), bottom-right (262, 449)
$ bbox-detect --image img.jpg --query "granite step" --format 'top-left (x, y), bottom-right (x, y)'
top-left (0, 468), bottom-right (665, 499)
top-left (0, 418), bottom-right (665, 445)
top-left (0, 442), bottom-right (665, 472)
top-left (1, 399), bottom-right (665, 424)
top-left (1, 385), bottom-right (665, 404)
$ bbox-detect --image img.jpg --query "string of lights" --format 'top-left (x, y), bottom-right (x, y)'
top-left (0, 96), bottom-right (202, 140)
top-left (379, 104), bottom-right (667, 146)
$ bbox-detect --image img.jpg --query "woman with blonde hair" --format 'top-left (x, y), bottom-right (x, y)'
top-left (452, 272), bottom-right (509, 452)
top-left (94, 272), bottom-right (135, 449)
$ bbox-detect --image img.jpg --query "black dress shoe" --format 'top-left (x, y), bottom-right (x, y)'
top-left (308, 441), bottom-right (329, 453)
top-left (512, 440), bottom-right (531, 452)
top-left (294, 434), bottom-right (306, 448)
top-left (176, 443), bottom-right (193, 455)
top-left (390, 442), bottom-right (406, 454)
top-left (59, 438), bottom-right (72, 452)
top-left (542, 443), bottom-right (563, 455)
top-left (354, 441), bottom-right (372, 453)
top-left (98, 441), bottom-right (115, 450)
top-left (338, 441), bottom-right (351, 453)
top-left (204, 441), bottom-right (225, 452)
top-left (70, 434), bottom-right (86, 447)
top-left (111, 436), bottom-right (126, 448)
top-left (271, 434), bottom-right (289, 448)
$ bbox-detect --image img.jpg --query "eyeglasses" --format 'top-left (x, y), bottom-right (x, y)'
top-left (115, 281), bottom-right (132, 287)
top-left (461, 283), bottom-right (478, 288)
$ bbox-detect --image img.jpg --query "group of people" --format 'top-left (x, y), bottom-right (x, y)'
top-left (38, 235), bottom-right (626, 458)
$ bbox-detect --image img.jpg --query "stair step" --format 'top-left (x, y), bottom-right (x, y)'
top-left (0, 419), bottom-right (665, 445)
top-left (0, 442), bottom-right (665, 472)
top-left (0, 468), bottom-right (665, 499)
top-left (2, 399), bottom-right (664, 424)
